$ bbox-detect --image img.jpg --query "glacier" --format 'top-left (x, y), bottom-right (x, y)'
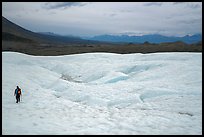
top-left (2, 52), bottom-right (202, 135)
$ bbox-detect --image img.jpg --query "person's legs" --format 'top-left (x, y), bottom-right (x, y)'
top-left (16, 95), bottom-right (20, 103)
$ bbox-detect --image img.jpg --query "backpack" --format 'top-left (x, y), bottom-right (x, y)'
top-left (17, 89), bottom-right (21, 95)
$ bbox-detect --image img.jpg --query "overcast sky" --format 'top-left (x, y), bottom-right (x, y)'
top-left (2, 2), bottom-right (202, 37)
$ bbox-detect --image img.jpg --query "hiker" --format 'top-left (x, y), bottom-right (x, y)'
top-left (14, 86), bottom-right (22, 103)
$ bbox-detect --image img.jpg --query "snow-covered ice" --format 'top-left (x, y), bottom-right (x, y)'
top-left (2, 52), bottom-right (202, 135)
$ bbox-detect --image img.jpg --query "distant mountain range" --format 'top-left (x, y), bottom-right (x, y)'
top-left (86, 34), bottom-right (202, 44)
top-left (3, 16), bottom-right (201, 45)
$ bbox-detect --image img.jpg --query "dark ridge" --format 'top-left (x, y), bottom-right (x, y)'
top-left (2, 32), bottom-right (34, 42)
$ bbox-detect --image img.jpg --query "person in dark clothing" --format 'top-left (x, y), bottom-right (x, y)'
top-left (14, 86), bottom-right (22, 103)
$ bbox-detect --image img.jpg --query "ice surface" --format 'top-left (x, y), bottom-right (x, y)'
top-left (2, 52), bottom-right (202, 135)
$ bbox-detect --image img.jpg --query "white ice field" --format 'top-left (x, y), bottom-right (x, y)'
top-left (2, 52), bottom-right (202, 135)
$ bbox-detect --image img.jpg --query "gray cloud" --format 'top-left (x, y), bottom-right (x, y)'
top-left (173, 2), bottom-right (185, 5)
top-left (187, 3), bottom-right (201, 9)
top-left (44, 2), bottom-right (86, 9)
top-left (173, 2), bottom-right (201, 9)
top-left (143, 2), bottom-right (163, 7)
top-left (110, 13), bottom-right (117, 17)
